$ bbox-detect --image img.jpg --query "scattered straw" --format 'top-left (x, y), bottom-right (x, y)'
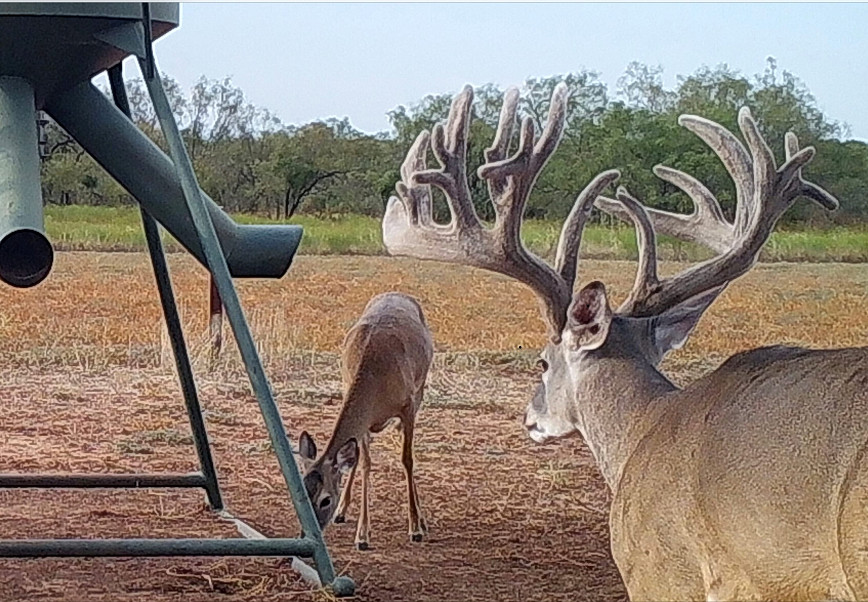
top-left (0, 253), bottom-right (863, 600)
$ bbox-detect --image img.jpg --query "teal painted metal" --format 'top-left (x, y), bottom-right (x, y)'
top-left (0, 3), bottom-right (177, 107)
top-left (0, 473), bottom-right (207, 489)
top-left (138, 41), bottom-right (353, 594)
top-left (141, 3), bottom-right (156, 79)
top-left (0, 2), bottom-right (177, 20)
top-left (0, 3), bottom-right (355, 596)
top-left (108, 63), bottom-right (223, 511)
top-left (0, 77), bottom-right (53, 287)
top-left (45, 83), bottom-right (303, 280)
top-left (0, 537), bottom-right (317, 558)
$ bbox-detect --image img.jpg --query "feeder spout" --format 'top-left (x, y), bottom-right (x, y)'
top-left (0, 77), bottom-right (53, 288)
top-left (46, 82), bottom-right (302, 280)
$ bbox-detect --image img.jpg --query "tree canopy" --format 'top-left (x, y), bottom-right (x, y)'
top-left (40, 59), bottom-right (868, 226)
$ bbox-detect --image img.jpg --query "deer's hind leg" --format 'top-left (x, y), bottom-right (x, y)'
top-left (401, 401), bottom-right (426, 542)
top-left (354, 436), bottom-right (372, 550)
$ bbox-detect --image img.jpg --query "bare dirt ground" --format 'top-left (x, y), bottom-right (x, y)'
top-left (0, 252), bottom-right (865, 601)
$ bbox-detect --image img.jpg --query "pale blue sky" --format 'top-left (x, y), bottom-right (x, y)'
top-left (127, 2), bottom-right (868, 140)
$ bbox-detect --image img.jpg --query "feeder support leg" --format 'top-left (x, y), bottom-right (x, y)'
top-left (107, 64), bottom-right (223, 511)
top-left (135, 22), bottom-right (351, 594)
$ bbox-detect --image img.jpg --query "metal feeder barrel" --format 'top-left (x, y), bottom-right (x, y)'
top-left (0, 77), bottom-right (53, 287)
top-left (0, 3), bottom-right (303, 282)
top-left (0, 3), bottom-right (178, 107)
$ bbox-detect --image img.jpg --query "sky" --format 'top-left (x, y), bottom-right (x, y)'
top-left (118, 2), bottom-right (868, 141)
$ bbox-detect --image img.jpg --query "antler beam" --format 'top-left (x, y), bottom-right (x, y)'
top-left (383, 84), bottom-right (619, 336)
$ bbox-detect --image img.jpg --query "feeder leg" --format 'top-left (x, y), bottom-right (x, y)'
top-left (107, 64), bottom-right (223, 511)
top-left (137, 43), bottom-right (351, 595)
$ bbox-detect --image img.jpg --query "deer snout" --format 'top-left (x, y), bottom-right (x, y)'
top-left (523, 409), bottom-right (534, 430)
top-left (523, 410), bottom-right (545, 442)
top-left (524, 406), bottom-right (574, 443)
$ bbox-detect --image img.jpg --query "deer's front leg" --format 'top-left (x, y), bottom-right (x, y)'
top-left (333, 462), bottom-right (356, 524)
top-left (354, 438), bottom-right (372, 550)
top-left (401, 408), bottom-right (426, 542)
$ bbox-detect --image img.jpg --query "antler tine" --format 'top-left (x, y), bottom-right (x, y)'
top-left (653, 166), bottom-right (727, 225)
top-left (611, 187), bottom-right (660, 312)
top-left (679, 114), bottom-right (754, 237)
top-left (484, 87), bottom-right (519, 203)
top-left (784, 131), bottom-right (839, 211)
top-left (396, 131), bottom-right (433, 226)
top-left (486, 87), bottom-right (520, 162)
top-left (555, 169), bottom-right (621, 292)
top-left (443, 83), bottom-right (474, 157)
top-left (614, 107), bottom-right (840, 319)
top-left (534, 83), bottom-right (570, 169)
top-left (737, 107), bottom-right (778, 238)
top-left (596, 165), bottom-right (735, 255)
top-left (479, 82), bottom-right (569, 240)
top-left (738, 108), bottom-right (838, 245)
top-left (413, 85), bottom-right (481, 231)
top-left (400, 130), bottom-right (429, 184)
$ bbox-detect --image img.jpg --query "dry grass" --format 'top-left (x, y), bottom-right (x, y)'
top-left (0, 359), bottom-right (617, 602)
top-left (0, 252), bottom-right (865, 601)
top-left (1, 253), bottom-right (866, 368)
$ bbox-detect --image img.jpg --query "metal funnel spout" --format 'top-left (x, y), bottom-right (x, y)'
top-left (47, 82), bottom-right (301, 280)
top-left (0, 229), bottom-right (53, 288)
top-left (0, 76), bottom-right (54, 288)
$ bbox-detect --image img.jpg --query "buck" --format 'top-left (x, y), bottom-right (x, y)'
top-left (382, 83), bottom-right (868, 601)
top-left (297, 291), bottom-right (433, 550)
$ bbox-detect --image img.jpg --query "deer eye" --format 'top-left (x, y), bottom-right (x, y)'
top-left (536, 358), bottom-right (549, 373)
top-left (319, 497), bottom-right (331, 509)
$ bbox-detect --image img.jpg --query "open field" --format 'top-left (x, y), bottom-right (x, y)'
top-left (44, 205), bottom-right (868, 263)
top-left (0, 252), bottom-right (866, 601)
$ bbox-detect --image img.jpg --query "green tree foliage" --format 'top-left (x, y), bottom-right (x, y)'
top-left (38, 60), bottom-right (868, 227)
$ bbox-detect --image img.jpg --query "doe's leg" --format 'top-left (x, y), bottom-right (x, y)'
top-left (333, 462), bottom-right (356, 524)
top-left (401, 407), bottom-right (426, 542)
top-left (354, 437), bottom-right (372, 550)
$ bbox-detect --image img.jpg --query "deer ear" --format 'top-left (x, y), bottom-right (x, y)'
top-left (653, 286), bottom-right (724, 356)
top-left (566, 281), bottom-right (612, 351)
top-left (298, 431), bottom-right (317, 461)
top-left (335, 438), bottom-right (359, 475)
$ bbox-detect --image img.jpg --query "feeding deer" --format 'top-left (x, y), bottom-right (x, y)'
top-left (382, 82), bottom-right (868, 601)
top-left (298, 291), bottom-right (433, 550)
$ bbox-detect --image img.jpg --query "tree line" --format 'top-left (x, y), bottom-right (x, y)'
top-left (40, 58), bottom-right (868, 226)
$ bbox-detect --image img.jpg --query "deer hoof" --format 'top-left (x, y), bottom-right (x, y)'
top-left (411, 533), bottom-right (424, 543)
top-left (356, 541), bottom-right (369, 551)
top-left (333, 515), bottom-right (346, 524)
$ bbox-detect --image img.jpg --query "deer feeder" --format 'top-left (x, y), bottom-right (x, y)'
top-left (0, 2), bottom-right (302, 285)
top-left (0, 3), bottom-right (353, 596)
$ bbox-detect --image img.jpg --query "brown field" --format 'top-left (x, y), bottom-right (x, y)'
top-left (0, 252), bottom-right (866, 601)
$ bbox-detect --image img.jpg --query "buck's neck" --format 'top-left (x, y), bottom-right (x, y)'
top-left (572, 317), bottom-right (678, 489)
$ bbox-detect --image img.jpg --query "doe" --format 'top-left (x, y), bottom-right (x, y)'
top-left (298, 291), bottom-right (433, 550)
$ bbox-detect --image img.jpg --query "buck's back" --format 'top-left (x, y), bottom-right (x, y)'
top-left (613, 346), bottom-right (868, 599)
